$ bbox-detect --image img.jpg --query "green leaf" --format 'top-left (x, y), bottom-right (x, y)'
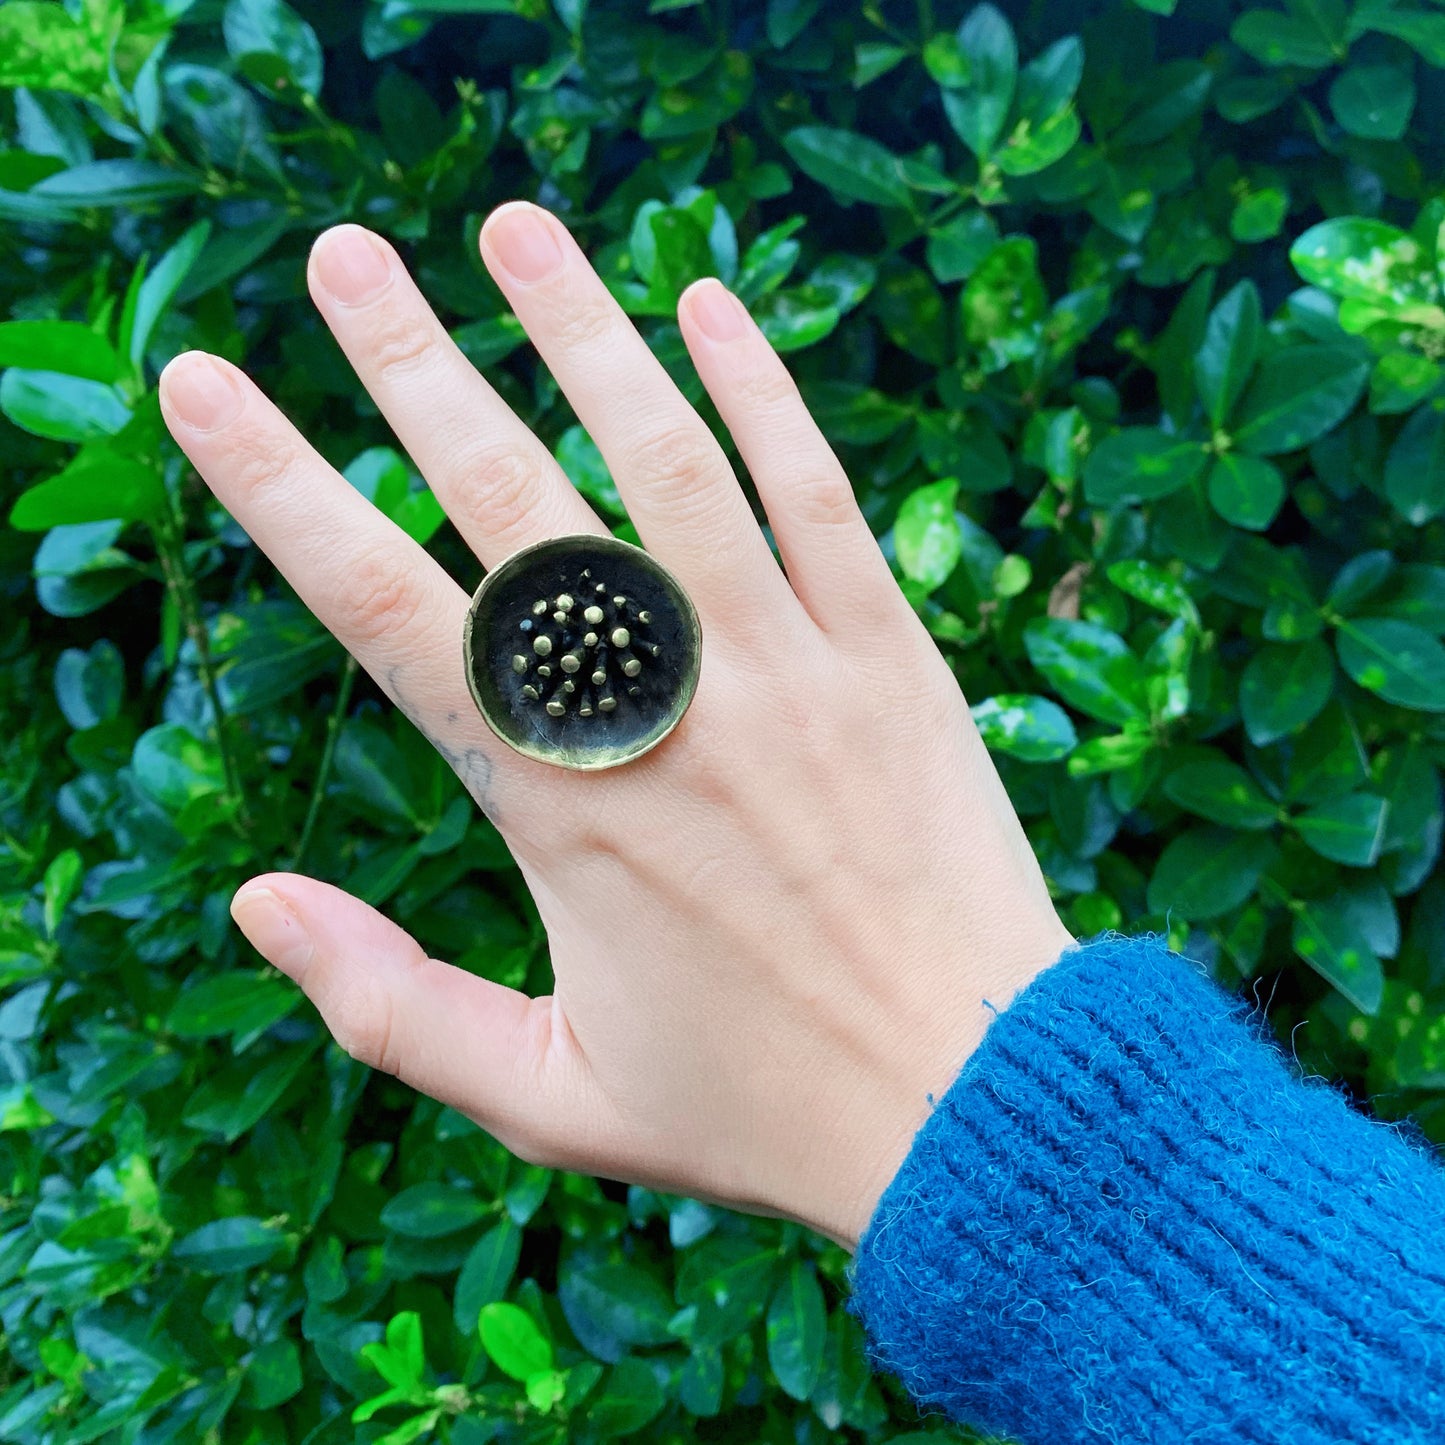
top-left (590, 1356), bottom-right (667, 1438)
top-left (1163, 760), bottom-right (1279, 829)
top-left (224, 0), bottom-right (324, 95)
top-left (126, 219), bottom-right (212, 369)
top-left (172, 1217), bottom-right (286, 1274)
top-left (781, 126), bottom-right (911, 209)
top-left (0, 321), bottom-right (119, 382)
top-left (165, 972), bottom-right (298, 1040)
top-left (1291, 898), bottom-right (1385, 1014)
top-left (1239, 639), bottom-right (1335, 745)
top-left (1384, 404), bottom-right (1445, 525)
top-left (941, 4), bottom-right (1017, 159)
top-left (893, 479), bottom-right (961, 590)
top-left (242, 1339), bottom-right (303, 1410)
top-left (1289, 219), bottom-right (1439, 312)
top-left (1195, 280), bottom-right (1261, 428)
top-left (33, 158), bottom-right (198, 205)
top-left (559, 1259), bottom-right (676, 1362)
top-left (343, 445), bottom-right (445, 546)
top-left (10, 449), bottom-right (165, 530)
top-left (183, 1046), bottom-right (311, 1141)
top-left (1066, 730), bottom-right (1155, 778)
top-left (479, 1301), bottom-right (553, 1381)
top-left (1291, 793), bottom-right (1388, 867)
top-left (970, 694), bottom-right (1077, 762)
top-left (1206, 453), bottom-right (1285, 531)
top-left (1105, 560), bottom-right (1200, 624)
top-left (1335, 618), bottom-right (1445, 711)
top-left (1329, 64), bottom-right (1414, 141)
top-left (766, 1261), bottom-right (826, 1402)
top-left (42, 849), bottom-right (83, 938)
top-left (924, 210), bottom-right (998, 284)
top-left (1146, 828), bottom-right (1277, 920)
top-left (960, 238), bottom-right (1047, 371)
top-left (0, 3), bottom-right (109, 95)
top-left (1114, 61), bottom-right (1212, 149)
top-left (1083, 428), bottom-right (1208, 505)
top-left (1231, 346), bottom-right (1369, 456)
top-left (0, 369), bottom-right (129, 442)
top-left (1360, 564), bottom-right (1445, 633)
top-left (380, 1183), bottom-right (490, 1239)
top-left (1231, 10), bottom-right (1339, 68)
top-left (1357, 8), bottom-right (1445, 66)
top-left (131, 723), bottom-right (226, 811)
top-left (454, 1220), bottom-right (523, 1334)
top-left (52, 641), bottom-right (123, 728)
top-left (1231, 186), bottom-right (1288, 244)
top-left (1023, 618), bottom-right (1148, 726)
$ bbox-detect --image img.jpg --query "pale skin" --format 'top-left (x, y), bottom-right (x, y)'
top-left (158, 201), bottom-right (1075, 1251)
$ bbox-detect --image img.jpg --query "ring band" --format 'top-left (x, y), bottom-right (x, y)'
top-left (462, 534), bottom-right (702, 771)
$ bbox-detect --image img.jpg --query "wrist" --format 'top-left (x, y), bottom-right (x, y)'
top-left (806, 915), bottom-right (1077, 1252)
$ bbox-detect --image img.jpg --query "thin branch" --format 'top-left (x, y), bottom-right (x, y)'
top-left (289, 653), bottom-right (359, 873)
top-left (153, 500), bottom-right (251, 833)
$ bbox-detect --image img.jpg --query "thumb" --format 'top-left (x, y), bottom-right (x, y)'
top-left (229, 873), bottom-right (586, 1164)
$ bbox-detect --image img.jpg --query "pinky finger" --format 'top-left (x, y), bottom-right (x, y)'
top-left (677, 277), bottom-right (915, 645)
top-left (229, 874), bottom-right (592, 1163)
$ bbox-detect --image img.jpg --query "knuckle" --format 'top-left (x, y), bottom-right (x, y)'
top-left (628, 420), bottom-right (719, 490)
top-left (795, 470), bottom-right (864, 528)
top-left (326, 979), bottom-right (398, 1076)
top-left (730, 361), bottom-right (799, 414)
top-left (344, 552), bottom-right (426, 646)
top-left (368, 313), bottom-right (440, 384)
top-left (464, 444), bottom-right (540, 533)
top-left (229, 432), bottom-right (299, 500)
top-left (550, 302), bottom-right (615, 354)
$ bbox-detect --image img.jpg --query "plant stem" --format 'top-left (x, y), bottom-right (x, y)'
top-left (289, 653), bottom-right (358, 872)
top-left (154, 502), bottom-right (250, 833)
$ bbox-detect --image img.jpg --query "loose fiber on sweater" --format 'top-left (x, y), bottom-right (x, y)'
top-left (847, 931), bottom-right (1445, 1445)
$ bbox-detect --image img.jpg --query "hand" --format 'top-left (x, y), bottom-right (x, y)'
top-left (158, 202), bottom-right (1074, 1250)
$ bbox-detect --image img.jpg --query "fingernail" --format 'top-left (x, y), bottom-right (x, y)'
top-left (687, 280), bottom-right (747, 343)
top-left (485, 204), bottom-right (564, 284)
top-left (231, 886), bottom-right (314, 982)
top-left (311, 225), bottom-right (392, 305)
top-left (160, 353), bottom-right (244, 432)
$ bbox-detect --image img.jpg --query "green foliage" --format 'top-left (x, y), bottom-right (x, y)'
top-left (2, 0), bottom-right (1444, 1441)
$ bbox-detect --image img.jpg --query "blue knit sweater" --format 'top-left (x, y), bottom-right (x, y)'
top-left (848, 931), bottom-right (1445, 1444)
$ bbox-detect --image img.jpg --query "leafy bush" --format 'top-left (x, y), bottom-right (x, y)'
top-left (3, 0), bottom-right (1445, 1440)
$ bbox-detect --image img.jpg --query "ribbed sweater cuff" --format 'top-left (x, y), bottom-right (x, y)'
top-left (848, 931), bottom-right (1445, 1445)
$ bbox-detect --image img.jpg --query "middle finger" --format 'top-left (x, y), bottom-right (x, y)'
top-left (307, 224), bottom-right (611, 572)
top-left (477, 201), bottom-right (802, 636)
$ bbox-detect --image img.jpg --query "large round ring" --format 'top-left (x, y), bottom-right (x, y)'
top-left (462, 534), bottom-right (703, 771)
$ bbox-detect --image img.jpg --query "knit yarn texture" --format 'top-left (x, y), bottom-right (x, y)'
top-left (848, 931), bottom-right (1445, 1445)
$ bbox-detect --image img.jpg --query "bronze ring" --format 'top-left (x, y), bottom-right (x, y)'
top-left (462, 534), bottom-right (703, 772)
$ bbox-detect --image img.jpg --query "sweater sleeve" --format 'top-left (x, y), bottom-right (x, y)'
top-left (847, 930), bottom-right (1445, 1445)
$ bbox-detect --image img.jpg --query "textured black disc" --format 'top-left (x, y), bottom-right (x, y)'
top-left (462, 534), bottom-right (702, 771)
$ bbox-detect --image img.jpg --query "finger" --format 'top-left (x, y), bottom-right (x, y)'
top-left (158, 350), bottom-right (521, 812)
top-left (306, 224), bottom-right (611, 570)
top-left (677, 278), bottom-right (916, 645)
top-left (477, 201), bottom-right (801, 635)
top-left (230, 874), bottom-right (596, 1162)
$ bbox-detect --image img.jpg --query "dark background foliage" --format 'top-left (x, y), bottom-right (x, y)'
top-left (3, 0), bottom-right (1445, 1439)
